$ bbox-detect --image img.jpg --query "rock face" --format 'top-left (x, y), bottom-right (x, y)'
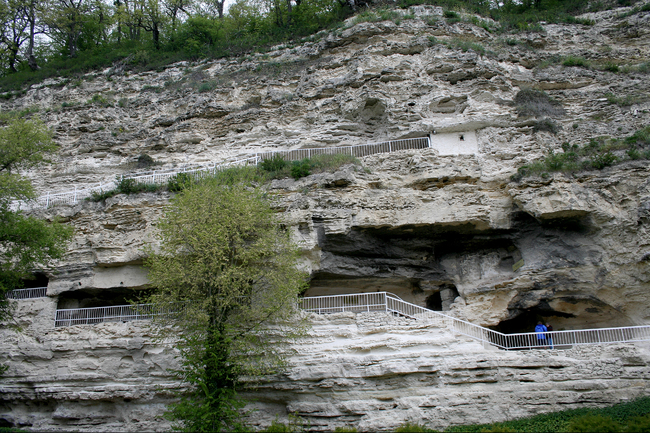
top-left (3, 301), bottom-right (650, 431)
top-left (1, 3), bottom-right (650, 431)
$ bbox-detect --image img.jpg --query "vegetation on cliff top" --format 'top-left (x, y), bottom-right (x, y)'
top-left (511, 125), bottom-right (650, 181)
top-left (1, 0), bottom-right (645, 93)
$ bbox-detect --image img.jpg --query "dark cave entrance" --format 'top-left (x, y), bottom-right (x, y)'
top-left (427, 291), bottom-right (442, 311)
top-left (22, 272), bottom-right (49, 288)
top-left (57, 287), bottom-right (153, 310)
top-left (425, 283), bottom-right (459, 312)
top-left (493, 304), bottom-right (575, 334)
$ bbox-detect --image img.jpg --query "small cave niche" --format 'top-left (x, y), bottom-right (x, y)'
top-left (424, 283), bottom-right (460, 312)
top-left (427, 291), bottom-right (442, 311)
top-left (56, 287), bottom-right (153, 310)
top-left (0, 418), bottom-right (13, 428)
top-left (21, 272), bottom-right (49, 288)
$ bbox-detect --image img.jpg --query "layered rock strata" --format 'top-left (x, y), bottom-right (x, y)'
top-left (2, 302), bottom-right (650, 431)
top-left (0, 3), bottom-right (649, 431)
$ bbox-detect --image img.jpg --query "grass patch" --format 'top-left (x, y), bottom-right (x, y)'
top-left (260, 153), bottom-right (361, 180)
top-left (445, 396), bottom-right (650, 432)
top-left (605, 92), bottom-right (648, 107)
top-left (562, 56), bottom-right (590, 68)
top-left (511, 126), bottom-right (650, 180)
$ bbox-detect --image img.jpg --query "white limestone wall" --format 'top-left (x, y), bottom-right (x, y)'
top-left (2, 301), bottom-right (650, 432)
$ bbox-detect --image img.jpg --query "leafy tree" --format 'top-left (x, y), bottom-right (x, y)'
top-left (145, 173), bottom-right (307, 432)
top-left (0, 114), bottom-right (73, 323)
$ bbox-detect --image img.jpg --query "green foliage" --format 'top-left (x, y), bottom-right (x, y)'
top-left (291, 159), bottom-right (311, 180)
top-left (625, 125), bottom-right (650, 146)
top-left (566, 415), bottom-right (622, 432)
top-left (514, 89), bottom-right (565, 117)
top-left (604, 62), bottom-right (619, 73)
top-left (89, 188), bottom-right (118, 202)
top-left (167, 172), bottom-right (194, 192)
top-left (562, 56), bottom-right (590, 68)
top-left (479, 425), bottom-right (517, 433)
top-left (512, 126), bottom-right (650, 180)
top-left (136, 154), bottom-right (156, 169)
top-left (395, 422), bottom-right (438, 432)
top-left (590, 151), bottom-right (618, 169)
top-left (446, 397), bottom-right (650, 433)
top-left (626, 414), bottom-right (650, 432)
top-left (448, 38), bottom-right (486, 55)
top-left (333, 427), bottom-right (358, 432)
top-left (261, 415), bottom-right (307, 432)
top-left (144, 178), bottom-right (308, 432)
top-left (260, 155), bottom-right (288, 173)
top-left (605, 93), bottom-right (648, 107)
top-left (0, 115), bottom-right (73, 324)
top-left (532, 118), bottom-right (561, 134)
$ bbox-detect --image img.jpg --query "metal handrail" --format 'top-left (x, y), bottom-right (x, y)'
top-left (299, 292), bottom-right (650, 351)
top-left (21, 137), bottom-right (430, 209)
top-left (6, 287), bottom-right (48, 300)
top-left (51, 291), bottom-right (650, 351)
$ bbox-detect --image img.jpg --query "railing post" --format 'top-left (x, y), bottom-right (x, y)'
top-left (46, 192), bottom-right (50, 208)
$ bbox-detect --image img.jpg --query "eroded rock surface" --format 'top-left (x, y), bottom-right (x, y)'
top-left (1, 3), bottom-right (650, 431)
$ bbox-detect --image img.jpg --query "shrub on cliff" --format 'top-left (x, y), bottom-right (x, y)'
top-left (514, 89), bottom-right (565, 118)
top-left (144, 174), bottom-right (308, 432)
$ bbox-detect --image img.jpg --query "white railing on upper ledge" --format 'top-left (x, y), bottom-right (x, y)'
top-left (53, 291), bottom-right (650, 351)
top-left (21, 137), bottom-right (430, 210)
top-left (6, 287), bottom-right (48, 300)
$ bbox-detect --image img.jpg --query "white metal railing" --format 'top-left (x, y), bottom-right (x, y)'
top-left (54, 303), bottom-right (159, 327)
top-left (299, 292), bottom-right (650, 351)
top-left (51, 292), bottom-right (650, 351)
top-left (6, 287), bottom-right (48, 300)
top-left (22, 137), bottom-right (430, 209)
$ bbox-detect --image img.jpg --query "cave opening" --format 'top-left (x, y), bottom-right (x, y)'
top-left (493, 305), bottom-right (575, 335)
top-left (426, 291), bottom-right (442, 311)
top-left (22, 272), bottom-right (49, 288)
top-left (57, 287), bottom-right (153, 310)
top-left (0, 418), bottom-right (13, 428)
top-left (424, 283), bottom-right (459, 312)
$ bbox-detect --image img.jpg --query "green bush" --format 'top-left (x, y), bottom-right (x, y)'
top-left (514, 89), bottom-right (565, 117)
top-left (167, 172), bottom-right (194, 192)
top-left (590, 152), bottom-right (618, 169)
top-left (291, 159), bottom-right (311, 180)
top-left (89, 189), bottom-right (118, 202)
top-left (117, 178), bottom-right (141, 194)
top-left (333, 427), bottom-right (358, 432)
top-left (562, 56), bottom-right (590, 68)
top-left (136, 154), bottom-right (156, 169)
top-left (260, 154), bottom-right (288, 172)
top-left (626, 414), bottom-right (650, 432)
top-left (567, 415), bottom-right (622, 432)
top-left (533, 118), bottom-right (561, 134)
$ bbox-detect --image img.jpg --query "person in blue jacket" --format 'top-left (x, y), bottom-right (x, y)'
top-left (535, 321), bottom-right (547, 347)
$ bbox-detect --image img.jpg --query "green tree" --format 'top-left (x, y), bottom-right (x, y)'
top-left (145, 173), bottom-right (307, 432)
top-left (0, 114), bottom-right (73, 323)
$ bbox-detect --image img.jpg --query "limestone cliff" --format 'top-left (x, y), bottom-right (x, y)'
top-left (1, 3), bottom-right (650, 431)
